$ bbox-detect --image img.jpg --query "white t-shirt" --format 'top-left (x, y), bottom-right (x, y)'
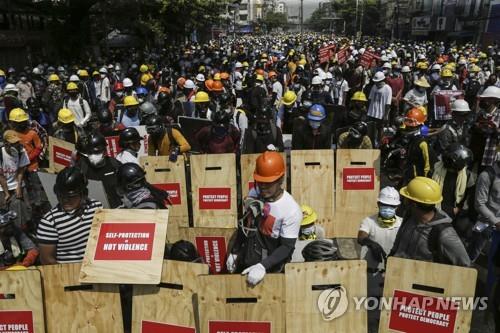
top-left (64, 97), bottom-right (91, 127)
top-left (359, 214), bottom-right (402, 270)
top-left (403, 88), bottom-right (428, 111)
top-left (272, 81), bottom-right (283, 101)
top-left (332, 78), bottom-right (349, 105)
top-left (0, 147), bottom-right (30, 191)
top-left (368, 83), bottom-right (392, 120)
top-left (116, 150), bottom-right (140, 166)
top-left (248, 189), bottom-right (302, 239)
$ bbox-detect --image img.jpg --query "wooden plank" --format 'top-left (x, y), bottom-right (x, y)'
top-left (39, 263), bottom-right (122, 333)
top-left (79, 209), bottom-right (169, 284)
top-left (240, 153), bottom-right (287, 198)
top-left (140, 155), bottom-right (189, 220)
top-left (177, 227), bottom-right (236, 246)
top-left (291, 150), bottom-right (335, 234)
top-left (197, 274), bottom-right (285, 333)
top-left (334, 149), bottom-right (380, 237)
top-left (285, 261), bottom-right (367, 332)
top-left (0, 269), bottom-right (45, 333)
top-left (48, 136), bottom-right (75, 173)
top-left (191, 154), bottom-right (237, 228)
top-left (379, 257), bottom-right (477, 333)
top-left (132, 260), bottom-right (209, 333)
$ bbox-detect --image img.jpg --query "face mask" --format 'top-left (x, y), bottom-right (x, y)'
top-left (469, 73), bottom-right (476, 78)
top-left (309, 120), bottom-right (321, 129)
top-left (379, 205), bottom-right (397, 219)
top-left (88, 153), bottom-right (104, 166)
top-left (20, 77), bottom-right (27, 82)
top-left (116, 91), bottom-right (123, 97)
top-left (100, 74), bottom-right (106, 79)
top-left (383, 69), bottom-right (389, 75)
top-left (301, 225), bottom-right (316, 236)
top-left (137, 97), bottom-right (144, 104)
top-left (376, 82), bottom-right (385, 88)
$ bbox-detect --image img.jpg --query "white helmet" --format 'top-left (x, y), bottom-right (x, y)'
top-left (378, 186), bottom-right (401, 206)
top-left (123, 77), bottom-right (133, 88)
top-left (458, 59), bottom-right (467, 65)
top-left (372, 71), bottom-right (386, 82)
top-left (311, 76), bottom-right (323, 85)
top-left (431, 64), bottom-right (442, 71)
top-left (32, 67), bottom-right (41, 75)
top-left (196, 73), bottom-right (205, 82)
top-left (4, 84), bottom-right (18, 93)
top-left (99, 67), bottom-right (107, 74)
top-left (401, 66), bottom-right (411, 73)
top-left (359, 48), bottom-right (365, 55)
top-left (479, 86), bottom-right (500, 99)
top-left (183, 79), bottom-right (195, 89)
top-left (235, 62), bottom-right (243, 69)
top-left (69, 74), bottom-right (80, 82)
top-left (451, 99), bottom-right (471, 112)
top-left (382, 62), bottom-right (391, 69)
top-left (417, 54), bottom-right (426, 60)
top-left (380, 55), bottom-right (389, 62)
top-left (115, 64), bottom-right (121, 71)
top-left (325, 72), bottom-right (333, 80)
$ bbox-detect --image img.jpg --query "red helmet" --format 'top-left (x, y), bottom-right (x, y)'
top-left (114, 82), bottom-right (124, 91)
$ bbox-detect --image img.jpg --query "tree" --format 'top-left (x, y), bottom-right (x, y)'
top-left (262, 11), bottom-right (288, 31)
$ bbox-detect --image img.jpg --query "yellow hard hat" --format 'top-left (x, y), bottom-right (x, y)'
top-left (140, 64), bottom-right (148, 73)
top-left (140, 73), bottom-right (150, 86)
top-left (300, 54), bottom-right (306, 60)
top-left (58, 108), bottom-right (75, 124)
top-left (48, 74), bottom-right (60, 82)
top-left (400, 177), bottom-right (443, 205)
top-left (79, 69), bottom-right (89, 77)
top-left (194, 91), bottom-right (210, 103)
top-left (214, 73), bottom-right (221, 81)
top-left (9, 108), bottom-right (29, 122)
top-left (301, 205), bottom-right (317, 226)
top-left (469, 65), bottom-right (481, 73)
top-left (92, 70), bottom-right (99, 76)
top-left (479, 52), bottom-right (487, 59)
top-left (256, 74), bottom-right (264, 82)
top-left (351, 91), bottom-right (368, 102)
top-left (66, 82), bottom-right (78, 91)
top-left (298, 59), bottom-right (307, 66)
top-left (416, 62), bottom-right (428, 70)
top-left (441, 69), bottom-right (453, 78)
top-left (0, 69), bottom-right (5, 76)
top-left (282, 90), bottom-right (297, 106)
top-left (469, 57), bottom-right (478, 64)
top-left (242, 61), bottom-right (249, 67)
top-left (124, 95), bottom-right (139, 107)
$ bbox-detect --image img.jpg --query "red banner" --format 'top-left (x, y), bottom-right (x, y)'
top-left (433, 91), bottom-right (464, 121)
top-left (209, 321), bottom-right (271, 333)
top-left (389, 290), bottom-right (458, 333)
top-left (105, 136), bottom-right (122, 158)
top-left (342, 167), bottom-right (375, 190)
top-left (0, 311), bottom-right (34, 333)
top-left (141, 321), bottom-right (195, 333)
top-left (337, 47), bottom-right (349, 65)
top-left (318, 44), bottom-right (336, 64)
top-left (195, 236), bottom-right (227, 274)
top-left (199, 188), bottom-right (231, 210)
top-left (360, 50), bottom-right (380, 69)
top-left (94, 222), bottom-right (156, 260)
top-left (153, 183), bottom-right (182, 205)
top-left (53, 145), bottom-right (72, 167)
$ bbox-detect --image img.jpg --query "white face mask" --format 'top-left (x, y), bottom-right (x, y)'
top-left (88, 153), bottom-right (104, 166)
top-left (100, 74), bottom-right (106, 79)
top-left (116, 91), bottom-right (124, 97)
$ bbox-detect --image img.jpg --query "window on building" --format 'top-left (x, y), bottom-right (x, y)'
top-left (240, 4), bottom-right (247, 10)
top-left (240, 14), bottom-right (248, 21)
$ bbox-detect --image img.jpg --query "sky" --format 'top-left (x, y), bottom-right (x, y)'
top-left (285, 0), bottom-right (321, 20)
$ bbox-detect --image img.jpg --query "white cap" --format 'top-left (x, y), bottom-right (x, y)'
top-left (378, 187), bottom-right (401, 206)
top-left (69, 74), bottom-right (80, 82)
top-left (196, 73), bottom-right (205, 82)
top-left (123, 78), bottom-right (133, 87)
top-left (311, 76), bottom-right (323, 85)
top-left (479, 86), bottom-right (500, 99)
top-left (372, 71), bottom-right (386, 82)
top-left (183, 79), bottom-right (195, 89)
top-left (235, 62), bottom-right (243, 68)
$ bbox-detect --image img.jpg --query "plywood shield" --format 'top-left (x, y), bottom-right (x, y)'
top-left (132, 260), bottom-right (209, 333)
top-left (79, 209), bottom-right (169, 284)
top-left (379, 257), bottom-right (477, 333)
top-left (39, 263), bottom-right (122, 333)
top-left (197, 274), bottom-right (285, 333)
top-left (285, 261), bottom-right (367, 332)
top-left (335, 149), bottom-right (380, 237)
top-left (0, 269), bottom-right (45, 333)
top-left (290, 150), bottom-right (335, 235)
top-left (141, 155), bottom-right (189, 220)
top-left (191, 154), bottom-right (237, 228)
top-left (48, 136), bottom-right (74, 173)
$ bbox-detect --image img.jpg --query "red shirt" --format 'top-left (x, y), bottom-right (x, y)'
top-left (386, 75), bottom-right (404, 102)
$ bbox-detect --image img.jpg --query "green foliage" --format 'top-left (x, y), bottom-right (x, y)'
top-left (262, 11), bottom-right (288, 31)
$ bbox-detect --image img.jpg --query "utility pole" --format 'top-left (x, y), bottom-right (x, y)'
top-left (359, 0), bottom-right (364, 37)
top-left (300, 0), bottom-right (303, 33)
top-left (355, 0), bottom-right (359, 37)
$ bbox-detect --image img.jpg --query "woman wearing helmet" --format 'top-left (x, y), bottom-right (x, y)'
top-left (292, 104), bottom-right (332, 150)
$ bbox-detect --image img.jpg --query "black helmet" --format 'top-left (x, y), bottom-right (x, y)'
top-left (168, 240), bottom-right (202, 263)
top-left (349, 122), bottom-right (368, 140)
top-left (145, 115), bottom-right (164, 135)
top-left (53, 167), bottom-right (88, 197)
top-left (97, 109), bottom-right (113, 124)
top-left (443, 143), bottom-right (473, 171)
top-left (119, 127), bottom-right (142, 148)
top-left (302, 240), bottom-right (338, 262)
top-left (87, 132), bottom-right (107, 154)
top-left (116, 162), bottom-right (146, 193)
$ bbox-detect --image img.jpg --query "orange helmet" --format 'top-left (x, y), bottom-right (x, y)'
top-left (176, 77), bottom-right (186, 89)
top-left (205, 79), bottom-right (214, 91)
top-left (220, 72), bottom-right (230, 80)
top-left (404, 107), bottom-right (426, 127)
top-left (253, 151), bottom-right (285, 183)
top-left (268, 71), bottom-right (277, 78)
top-left (158, 86), bottom-right (170, 94)
top-left (436, 57), bottom-right (444, 64)
top-left (211, 80), bottom-right (224, 92)
top-left (255, 68), bottom-right (265, 76)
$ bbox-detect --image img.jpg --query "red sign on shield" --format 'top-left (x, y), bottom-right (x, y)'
top-left (153, 183), bottom-right (182, 205)
top-left (0, 311), bottom-right (34, 333)
top-left (195, 236), bottom-right (227, 274)
top-left (199, 188), bottom-right (231, 210)
top-left (337, 47), bottom-right (349, 65)
top-left (360, 50), bottom-right (380, 69)
top-left (342, 167), bottom-right (375, 190)
top-left (53, 145), bottom-right (72, 167)
top-left (105, 136), bottom-right (122, 158)
top-left (94, 222), bottom-right (155, 260)
top-left (389, 290), bottom-right (458, 333)
top-left (141, 321), bottom-right (195, 333)
top-left (209, 321), bottom-right (271, 333)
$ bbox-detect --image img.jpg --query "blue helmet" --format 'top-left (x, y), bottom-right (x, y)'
top-left (307, 104), bottom-right (326, 121)
top-left (135, 86), bottom-right (148, 96)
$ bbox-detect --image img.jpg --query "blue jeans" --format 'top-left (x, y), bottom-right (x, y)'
top-left (488, 230), bottom-right (500, 295)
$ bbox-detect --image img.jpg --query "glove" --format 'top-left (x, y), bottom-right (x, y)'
top-left (242, 263), bottom-right (266, 286)
top-left (226, 253), bottom-right (238, 273)
top-left (360, 238), bottom-right (387, 263)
